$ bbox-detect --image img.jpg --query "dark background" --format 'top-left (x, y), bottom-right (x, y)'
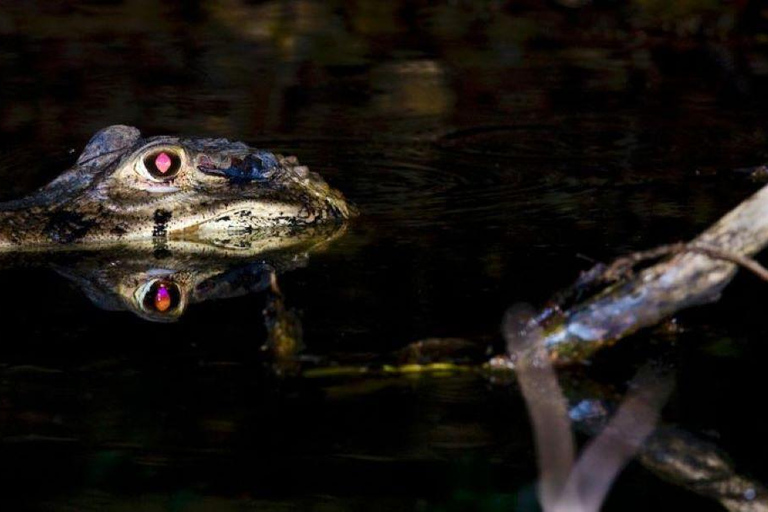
top-left (2, 1), bottom-right (768, 510)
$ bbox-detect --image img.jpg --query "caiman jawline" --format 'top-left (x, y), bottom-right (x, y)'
top-left (175, 202), bottom-right (313, 236)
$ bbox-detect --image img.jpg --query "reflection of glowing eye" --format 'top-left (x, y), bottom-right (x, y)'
top-left (141, 149), bottom-right (182, 180)
top-left (137, 279), bottom-right (181, 314)
top-left (154, 283), bottom-right (172, 311)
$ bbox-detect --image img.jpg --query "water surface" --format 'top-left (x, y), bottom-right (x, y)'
top-left (2, 2), bottom-right (768, 510)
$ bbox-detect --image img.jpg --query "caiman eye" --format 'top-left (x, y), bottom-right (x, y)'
top-left (141, 149), bottom-right (182, 180)
top-left (136, 279), bottom-right (182, 315)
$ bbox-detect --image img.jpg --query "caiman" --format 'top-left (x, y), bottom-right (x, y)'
top-left (0, 125), bottom-right (353, 251)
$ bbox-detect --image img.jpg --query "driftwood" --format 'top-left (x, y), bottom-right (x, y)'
top-left (530, 182), bottom-right (768, 364)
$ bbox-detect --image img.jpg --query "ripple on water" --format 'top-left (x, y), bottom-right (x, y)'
top-left (300, 138), bottom-right (597, 235)
top-left (435, 122), bottom-right (661, 163)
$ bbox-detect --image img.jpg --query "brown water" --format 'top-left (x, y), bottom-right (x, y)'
top-left (2, 2), bottom-right (768, 511)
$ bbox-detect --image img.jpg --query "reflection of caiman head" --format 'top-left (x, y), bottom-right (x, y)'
top-left (51, 238), bottom-right (329, 322)
top-left (0, 125), bottom-right (354, 250)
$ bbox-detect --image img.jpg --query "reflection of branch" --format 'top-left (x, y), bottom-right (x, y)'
top-left (507, 305), bottom-right (768, 511)
top-left (559, 366), bottom-right (671, 511)
top-left (298, 330), bottom-right (768, 510)
top-left (505, 305), bottom-right (671, 512)
top-left (640, 428), bottom-right (768, 512)
top-left (262, 272), bottom-right (303, 375)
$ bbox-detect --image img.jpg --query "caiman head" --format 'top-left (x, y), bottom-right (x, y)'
top-left (0, 125), bottom-right (353, 250)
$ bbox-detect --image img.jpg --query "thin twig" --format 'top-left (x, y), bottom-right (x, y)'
top-left (687, 244), bottom-right (768, 282)
top-left (584, 243), bottom-right (768, 299)
top-left (603, 242), bottom-right (768, 283)
top-left (539, 242), bottom-right (768, 330)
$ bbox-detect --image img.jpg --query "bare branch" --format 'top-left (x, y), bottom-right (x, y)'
top-left (532, 182), bottom-right (768, 364)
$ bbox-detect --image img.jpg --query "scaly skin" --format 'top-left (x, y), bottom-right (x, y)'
top-left (0, 125), bottom-right (353, 250)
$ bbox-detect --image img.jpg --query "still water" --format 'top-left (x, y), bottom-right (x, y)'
top-left (2, 2), bottom-right (768, 510)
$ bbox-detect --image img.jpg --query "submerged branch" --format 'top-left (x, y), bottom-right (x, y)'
top-left (506, 306), bottom-right (768, 512)
top-left (504, 305), bottom-right (575, 511)
top-left (506, 305), bottom-right (671, 512)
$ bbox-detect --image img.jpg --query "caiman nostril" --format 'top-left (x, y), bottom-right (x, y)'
top-left (246, 152), bottom-right (278, 176)
top-left (198, 151), bottom-right (279, 184)
top-left (242, 154), bottom-right (267, 177)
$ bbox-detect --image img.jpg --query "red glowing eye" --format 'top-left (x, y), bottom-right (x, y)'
top-left (143, 150), bottom-right (181, 180)
top-left (155, 284), bottom-right (172, 312)
top-left (155, 152), bottom-right (172, 174)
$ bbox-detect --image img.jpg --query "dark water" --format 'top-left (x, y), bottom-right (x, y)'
top-left (3, 2), bottom-right (768, 510)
